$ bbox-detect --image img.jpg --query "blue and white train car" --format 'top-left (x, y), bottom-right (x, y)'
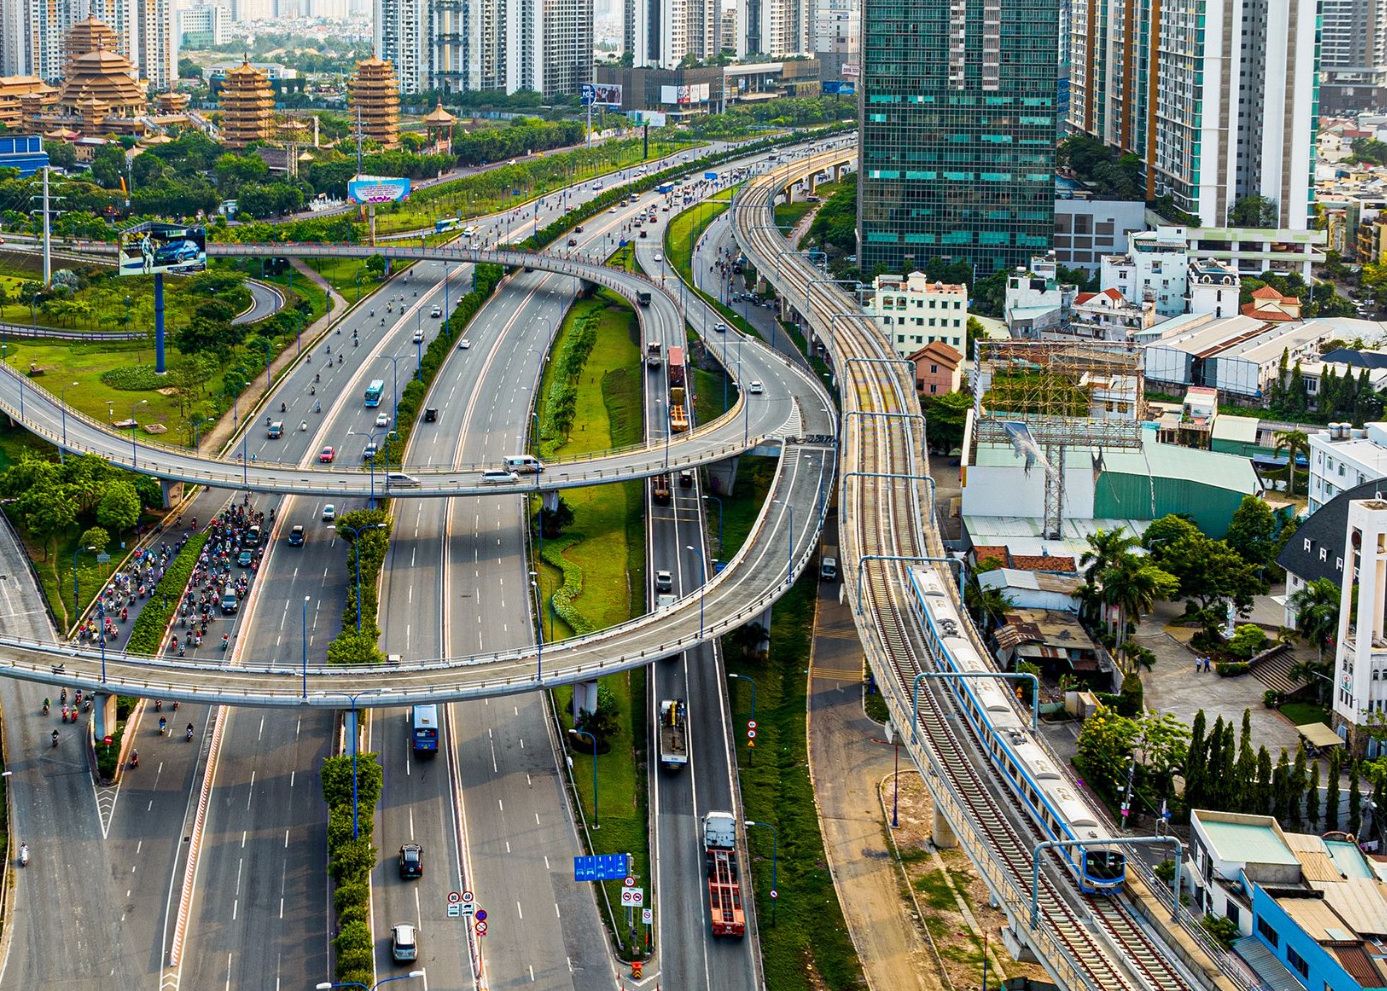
top-left (904, 566), bottom-right (1125, 894)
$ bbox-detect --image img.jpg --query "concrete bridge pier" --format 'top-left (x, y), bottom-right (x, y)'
top-left (159, 478), bottom-right (185, 509)
top-left (705, 456), bottom-right (739, 497)
top-left (91, 692), bottom-right (118, 743)
top-left (932, 805), bottom-right (958, 849)
top-left (571, 680), bottom-right (599, 722)
top-left (1001, 923), bottom-right (1042, 964)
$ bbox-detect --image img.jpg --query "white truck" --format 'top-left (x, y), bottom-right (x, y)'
top-left (658, 699), bottom-right (688, 771)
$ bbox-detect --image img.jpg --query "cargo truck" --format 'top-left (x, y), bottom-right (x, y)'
top-left (668, 347), bottom-right (685, 387)
top-left (658, 699), bottom-right (688, 770)
top-left (669, 386), bottom-right (686, 407)
top-left (651, 473), bottom-right (672, 504)
top-left (646, 341), bottom-right (663, 367)
top-left (703, 812), bottom-right (746, 938)
top-left (670, 405), bottom-right (689, 433)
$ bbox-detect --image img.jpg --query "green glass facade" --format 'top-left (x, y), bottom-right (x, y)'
top-left (857, 0), bottom-right (1060, 278)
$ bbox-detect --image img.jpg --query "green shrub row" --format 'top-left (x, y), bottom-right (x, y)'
top-left (542, 309), bottom-right (599, 438)
top-left (124, 532), bottom-right (208, 655)
top-left (540, 537), bottom-right (595, 635)
top-left (517, 124), bottom-right (855, 254)
top-left (321, 752), bottom-right (384, 985)
top-left (100, 365), bottom-right (170, 391)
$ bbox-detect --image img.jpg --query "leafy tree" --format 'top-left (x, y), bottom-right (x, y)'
top-left (90, 144), bottom-right (128, 190)
top-left (16, 482), bottom-right (76, 559)
top-left (1290, 578), bottom-right (1340, 666)
top-left (1325, 749), bottom-right (1341, 831)
top-left (1074, 707), bottom-right (1141, 800)
top-left (1151, 532), bottom-right (1267, 616)
top-left (1273, 429), bottom-right (1310, 495)
top-left (1228, 195), bottom-right (1278, 228)
top-left (1273, 750), bottom-right (1292, 822)
top-left (1308, 761), bottom-right (1322, 827)
top-left (536, 497), bottom-right (575, 539)
top-left (1224, 496), bottom-right (1280, 571)
top-left (178, 57), bottom-right (202, 79)
top-left (95, 480), bottom-right (142, 533)
top-left (79, 526), bottom-right (109, 554)
top-left (1254, 746), bottom-right (1273, 816)
top-left (320, 752), bottom-right (383, 811)
top-left (1185, 710), bottom-right (1208, 810)
top-left (1289, 747), bottom-right (1308, 830)
top-left (920, 390), bottom-right (972, 454)
top-left (1097, 554), bottom-right (1178, 652)
top-left (1351, 137), bottom-right (1387, 165)
top-left (574, 680), bottom-right (621, 747)
top-left (44, 141), bottom-right (76, 170)
top-left (1350, 771), bottom-right (1363, 836)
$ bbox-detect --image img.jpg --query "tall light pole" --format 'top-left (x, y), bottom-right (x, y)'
top-left (571, 727), bottom-right (598, 827)
top-left (129, 399), bottom-right (148, 468)
top-left (58, 380), bottom-right (78, 463)
top-left (686, 544), bottom-right (705, 638)
top-left (703, 493), bottom-right (723, 558)
top-left (381, 354), bottom-right (409, 430)
top-left (745, 819), bottom-right (779, 922)
top-left (337, 523), bottom-right (387, 630)
top-left (320, 689), bottom-right (383, 839)
top-left (316, 971), bottom-right (425, 991)
top-left (301, 595), bottom-right (311, 699)
top-left (530, 576), bottom-right (544, 682)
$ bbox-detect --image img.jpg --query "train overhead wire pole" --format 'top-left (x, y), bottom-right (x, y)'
top-left (731, 149), bottom-right (1227, 991)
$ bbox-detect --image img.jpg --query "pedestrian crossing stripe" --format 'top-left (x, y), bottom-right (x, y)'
top-left (813, 666), bottom-right (864, 682)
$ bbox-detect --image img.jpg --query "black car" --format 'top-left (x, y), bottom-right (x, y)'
top-left (287, 525), bottom-right (305, 546)
top-left (399, 843), bottom-right (423, 879)
top-left (424, 407), bottom-right (438, 423)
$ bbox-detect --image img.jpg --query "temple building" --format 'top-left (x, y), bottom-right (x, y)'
top-left (219, 60), bottom-right (275, 149)
top-left (64, 17), bottom-right (121, 77)
top-left (422, 100), bottom-right (456, 154)
top-left (348, 56), bottom-right (400, 150)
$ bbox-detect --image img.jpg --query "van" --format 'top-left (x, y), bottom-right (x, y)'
top-left (481, 469), bottom-right (520, 485)
top-left (820, 557), bottom-right (838, 581)
top-left (267, 421), bottom-right (283, 438)
top-left (386, 472), bottom-right (420, 488)
top-left (503, 455), bottom-right (545, 474)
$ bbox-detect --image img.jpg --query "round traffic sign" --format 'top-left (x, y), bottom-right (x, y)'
top-left (747, 729), bottom-right (757, 739)
top-left (475, 909), bottom-right (487, 922)
top-left (448, 891), bottom-right (462, 904)
top-left (747, 720), bottom-right (757, 729)
top-left (770, 889), bottom-right (779, 899)
top-left (624, 876), bottom-right (636, 887)
top-left (462, 890), bottom-right (474, 903)
top-left (476, 920), bottom-right (488, 935)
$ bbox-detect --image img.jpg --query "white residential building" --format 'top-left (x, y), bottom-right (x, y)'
top-left (1319, 0), bottom-right (1387, 114)
top-left (1308, 422), bottom-right (1387, 514)
top-left (1069, 288), bottom-right (1155, 342)
top-left (1333, 498), bottom-right (1387, 749)
top-left (1187, 259), bottom-right (1241, 319)
top-left (1069, 0), bottom-right (1319, 229)
top-left (1004, 256), bottom-right (1076, 339)
top-left (376, 0), bottom-right (592, 96)
top-left (735, 0), bottom-right (810, 58)
top-left (627, 0), bottom-right (719, 67)
top-left (178, 3), bottom-right (227, 45)
top-left (811, 0), bottom-right (856, 57)
top-left (0, 1), bottom-right (26, 77)
top-left (1099, 227), bottom-right (1189, 318)
top-left (867, 272), bottom-right (969, 358)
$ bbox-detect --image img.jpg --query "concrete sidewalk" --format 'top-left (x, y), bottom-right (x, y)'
top-left (806, 516), bottom-right (942, 991)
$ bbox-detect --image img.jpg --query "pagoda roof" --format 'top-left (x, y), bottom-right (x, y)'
top-left (423, 101), bottom-right (456, 125)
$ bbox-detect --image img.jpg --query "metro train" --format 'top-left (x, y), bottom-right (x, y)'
top-left (904, 566), bottom-right (1126, 894)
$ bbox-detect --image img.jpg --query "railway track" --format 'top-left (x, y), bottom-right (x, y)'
top-left (733, 152), bottom-right (1207, 991)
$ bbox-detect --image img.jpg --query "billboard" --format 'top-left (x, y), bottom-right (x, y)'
top-left (347, 176), bottom-right (411, 205)
top-left (660, 83), bottom-right (710, 105)
top-left (822, 81), bottom-right (855, 95)
top-left (118, 223), bottom-right (206, 276)
top-left (628, 109), bottom-right (668, 126)
top-left (580, 83), bottom-right (623, 107)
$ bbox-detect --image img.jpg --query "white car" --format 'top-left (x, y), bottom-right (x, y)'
top-left (375, 412), bottom-right (391, 428)
top-left (412, 329), bottom-right (424, 343)
top-left (749, 380), bottom-right (764, 394)
top-left (653, 252), bottom-right (663, 262)
top-left (458, 339), bottom-right (471, 350)
top-left (430, 305), bottom-right (442, 317)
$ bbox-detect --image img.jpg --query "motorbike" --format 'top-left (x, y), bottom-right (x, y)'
top-left (186, 725), bottom-right (195, 742)
top-left (51, 730), bottom-right (58, 748)
top-left (130, 751), bottom-right (139, 769)
top-left (158, 717), bottom-right (166, 736)
top-left (41, 699), bottom-right (49, 716)
top-left (19, 844), bottom-right (28, 867)
top-left (300, 421), bottom-right (308, 432)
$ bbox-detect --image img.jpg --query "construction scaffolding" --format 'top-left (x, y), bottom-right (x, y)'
top-left (970, 340), bottom-right (1146, 538)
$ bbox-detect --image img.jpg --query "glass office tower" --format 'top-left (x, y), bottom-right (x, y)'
top-left (857, 0), bottom-right (1059, 279)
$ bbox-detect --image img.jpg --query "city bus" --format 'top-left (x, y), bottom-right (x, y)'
top-left (364, 379), bottom-right (385, 407)
top-left (410, 704), bottom-right (440, 755)
top-left (434, 217), bottom-right (461, 233)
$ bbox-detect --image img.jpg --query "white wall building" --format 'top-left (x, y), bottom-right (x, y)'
top-left (178, 4), bottom-right (227, 44)
top-left (1052, 198), bottom-right (1147, 273)
top-left (736, 0), bottom-right (809, 58)
top-left (1333, 498), bottom-right (1387, 747)
top-left (1099, 227), bottom-right (1189, 318)
top-left (1069, 288), bottom-right (1155, 342)
top-left (1308, 422), bottom-right (1387, 514)
top-left (867, 272), bottom-right (969, 358)
top-left (627, 0), bottom-right (719, 67)
top-left (1187, 259), bottom-right (1241, 319)
top-left (1004, 255), bottom-right (1076, 339)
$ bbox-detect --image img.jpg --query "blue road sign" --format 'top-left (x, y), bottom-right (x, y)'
top-left (574, 854), bottom-right (630, 881)
top-left (704, 172), bottom-right (718, 180)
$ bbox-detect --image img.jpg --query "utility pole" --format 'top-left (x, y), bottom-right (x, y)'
top-left (41, 167), bottom-right (51, 286)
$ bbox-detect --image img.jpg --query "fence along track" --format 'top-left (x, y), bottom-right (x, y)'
top-left (735, 159), bottom-right (1197, 991)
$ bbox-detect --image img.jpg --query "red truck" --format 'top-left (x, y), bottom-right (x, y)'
top-left (668, 346), bottom-right (685, 388)
top-left (703, 812), bottom-right (746, 938)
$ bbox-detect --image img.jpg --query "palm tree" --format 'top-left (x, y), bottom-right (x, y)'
top-left (1080, 527), bottom-right (1138, 585)
top-left (1273, 429), bottom-right (1310, 497)
top-left (1290, 577), bottom-right (1341, 665)
top-left (1099, 555), bottom-right (1179, 650)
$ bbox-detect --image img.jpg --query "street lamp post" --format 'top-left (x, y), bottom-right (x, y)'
top-left (381, 354), bottom-right (409, 430)
top-left (301, 595), bottom-right (311, 699)
top-left (530, 576), bottom-right (544, 681)
top-left (320, 689), bottom-right (383, 839)
top-left (71, 543), bottom-right (93, 622)
top-left (316, 972), bottom-right (425, 991)
top-left (337, 523), bottom-right (387, 630)
top-left (58, 380), bottom-right (78, 462)
top-left (129, 399), bottom-right (148, 468)
top-left (727, 671), bottom-right (756, 724)
top-left (745, 819), bottom-right (779, 923)
top-left (703, 493), bottom-right (723, 558)
top-left (686, 544), bottom-right (706, 638)
top-left (571, 727), bottom-right (599, 827)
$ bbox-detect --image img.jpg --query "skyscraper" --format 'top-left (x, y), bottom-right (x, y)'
top-left (376, 0), bottom-right (591, 96)
top-left (857, 0), bottom-right (1059, 277)
top-left (1068, 0), bottom-right (1318, 229)
top-left (735, 0), bottom-right (808, 58)
top-left (626, 0), bottom-right (718, 67)
top-left (1320, 0), bottom-right (1387, 114)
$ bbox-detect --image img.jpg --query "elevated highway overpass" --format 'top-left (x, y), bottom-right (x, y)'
top-left (0, 242), bottom-right (813, 496)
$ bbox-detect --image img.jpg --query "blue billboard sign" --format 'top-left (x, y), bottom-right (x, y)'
top-left (347, 176), bottom-right (411, 205)
top-left (574, 854), bottom-right (630, 881)
top-left (822, 81), bottom-right (855, 95)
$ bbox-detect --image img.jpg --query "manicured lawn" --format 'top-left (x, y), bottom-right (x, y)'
top-left (1280, 701), bottom-right (1331, 727)
top-left (14, 338), bottom-right (184, 433)
top-left (726, 572), bottom-right (863, 991)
